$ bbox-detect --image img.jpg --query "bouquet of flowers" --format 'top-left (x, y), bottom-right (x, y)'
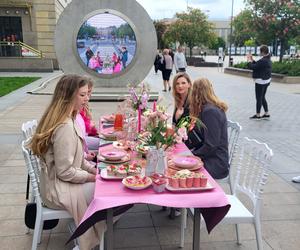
top-left (128, 83), bottom-right (149, 112)
top-left (139, 106), bottom-right (199, 150)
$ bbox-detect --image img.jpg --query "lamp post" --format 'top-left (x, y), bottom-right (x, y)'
top-left (228, 0), bottom-right (234, 67)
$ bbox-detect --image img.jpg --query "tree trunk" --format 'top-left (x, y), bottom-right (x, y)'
top-left (279, 38), bottom-right (286, 63)
top-left (189, 46), bottom-right (193, 57)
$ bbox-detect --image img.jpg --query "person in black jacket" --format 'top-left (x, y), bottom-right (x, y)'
top-left (187, 78), bottom-right (229, 179)
top-left (247, 45), bottom-right (272, 120)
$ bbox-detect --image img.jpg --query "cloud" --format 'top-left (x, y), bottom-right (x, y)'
top-left (136, 0), bottom-right (245, 20)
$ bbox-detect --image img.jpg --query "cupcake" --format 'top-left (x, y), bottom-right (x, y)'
top-left (200, 174), bottom-right (208, 187)
top-left (186, 172), bottom-right (195, 188)
top-left (193, 173), bottom-right (201, 187)
top-left (152, 178), bottom-right (167, 193)
top-left (179, 177), bottom-right (187, 188)
top-left (169, 176), bottom-right (179, 188)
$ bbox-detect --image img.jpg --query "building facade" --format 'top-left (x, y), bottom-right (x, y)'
top-left (0, 0), bottom-right (71, 68)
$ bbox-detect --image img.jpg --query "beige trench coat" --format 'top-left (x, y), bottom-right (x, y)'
top-left (40, 117), bottom-right (103, 250)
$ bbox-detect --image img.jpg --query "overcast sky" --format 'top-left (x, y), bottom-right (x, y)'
top-left (136, 0), bottom-right (246, 20)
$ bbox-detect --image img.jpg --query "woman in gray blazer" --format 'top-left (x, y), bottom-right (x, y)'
top-left (187, 78), bottom-right (230, 179)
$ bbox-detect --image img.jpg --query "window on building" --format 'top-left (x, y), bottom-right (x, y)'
top-left (0, 16), bottom-right (23, 42)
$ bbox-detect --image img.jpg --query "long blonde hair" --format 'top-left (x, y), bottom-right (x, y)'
top-left (189, 78), bottom-right (228, 117)
top-left (30, 74), bottom-right (91, 157)
top-left (172, 72), bottom-right (192, 109)
top-left (82, 80), bottom-right (94, 119)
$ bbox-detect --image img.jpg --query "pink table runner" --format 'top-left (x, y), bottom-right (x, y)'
top-left (69, 143), bottom-right (230, 242)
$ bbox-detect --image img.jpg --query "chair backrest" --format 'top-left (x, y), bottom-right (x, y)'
top-left (22, 120), bottom-right (38, 139)
top-left (22, 138), bottom-right (43, 209)
top-left (227, 120), bottom-right (242, 166)
top-left (232, 137), bottom-right (273, 213)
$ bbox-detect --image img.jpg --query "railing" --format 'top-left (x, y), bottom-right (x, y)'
top-left (0, 41), bottom-right (43, 58)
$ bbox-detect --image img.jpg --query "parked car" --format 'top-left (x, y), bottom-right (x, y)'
top-left (77, 40), bottom-right (85, 48)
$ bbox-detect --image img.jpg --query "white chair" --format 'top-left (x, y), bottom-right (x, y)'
top-left (22, 120), bottom-right (38, 201)
top-left (226, 120), bottom-right (242, 193)
top-left (180, 137), bottom-right (273, 250)
top-left (22, 138), bottom-right (72, 250)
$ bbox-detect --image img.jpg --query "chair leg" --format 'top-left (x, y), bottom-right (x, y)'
top-left (254, 220), bottom-right (263, 250)
top-left (235, 224), bottom-right (241, 245)
top-left (180, 208), bottom-right (187, 248)
top-left (32, 217), bottom-right (43, 250)
top-left (99, 232), bottom-right (104, 250)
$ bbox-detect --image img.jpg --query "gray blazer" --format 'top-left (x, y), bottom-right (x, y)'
top-left (186, 103), bottom-right (229, 179)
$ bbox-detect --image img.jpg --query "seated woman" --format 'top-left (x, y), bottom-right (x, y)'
top-left (30, 74), bottom-right (103, 250)
top-left (172, 72), bottom-right (192, 125)
top-left (187, 78), bottom-right (229, 179)
top-left (77, 80), bottom-right (100, 151)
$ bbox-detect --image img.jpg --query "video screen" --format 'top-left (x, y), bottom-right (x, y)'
top-left (76, 13), bottom-right (136, 75)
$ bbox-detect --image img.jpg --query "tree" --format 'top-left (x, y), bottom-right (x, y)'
top-left (245, 0), bottom-right (300, 62)
top-left (232, 10), bottom-right (256, 46)
top-left (244, 39), bottom-right (256, 46)
top-left (209, 36), bottom-right (226, 51)
top-left (164, 7), bottom-right (215, 57)
top-left (153, 20), bottom-right (168, 49)
top-left (77, 24), bottom-right (97, 39)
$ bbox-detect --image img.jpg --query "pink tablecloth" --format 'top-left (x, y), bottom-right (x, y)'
top-left (69, 143), bottom-right (230, 241)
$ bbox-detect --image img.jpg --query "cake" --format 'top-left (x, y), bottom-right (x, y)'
top-left (128, 163), bottom-right (142, 176)
top-left (106, 165), bottom-right (118, 176)
top-left (115, 166), bottom-right (128, 177)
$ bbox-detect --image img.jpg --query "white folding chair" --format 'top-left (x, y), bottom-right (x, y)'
top-left (22, 120), bottom-right (38, 201)
top-left (22, 138), bottom-right (72, 250)
top-left (180, 137), bottom-right (273, 250)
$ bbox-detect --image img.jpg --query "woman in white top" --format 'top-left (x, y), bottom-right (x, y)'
top-left (174, 46), bottom-right (187, 73)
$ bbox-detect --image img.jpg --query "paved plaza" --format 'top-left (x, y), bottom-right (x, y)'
top-left (0, 67), bottom-right (300, 249)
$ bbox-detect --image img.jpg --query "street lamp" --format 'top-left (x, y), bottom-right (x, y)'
top-left (228, 0), bottom-right (234, 66)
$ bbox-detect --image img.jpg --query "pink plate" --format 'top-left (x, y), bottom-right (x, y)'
top-left (100, 150), bottom-right (127, 161)
top-left (173, 156), bottom-right (200, 169)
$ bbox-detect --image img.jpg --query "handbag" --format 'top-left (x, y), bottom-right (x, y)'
top-left (24, 203), bottom-right (59, 230)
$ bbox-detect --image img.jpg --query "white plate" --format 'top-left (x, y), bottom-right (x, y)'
top-left (122, 177), bottom-right (152, 190)
top-left (165, 182), bottom-right (214, 192)
top-left (100, 149), bottom-right (127, 160)
top-left (173, 155), bottom-right (201, 169)
top-left (100, 169), bottom-right (123, 180)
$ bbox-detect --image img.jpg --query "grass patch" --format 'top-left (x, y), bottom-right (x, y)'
top-left (0, 77), bottom-right (40, 97)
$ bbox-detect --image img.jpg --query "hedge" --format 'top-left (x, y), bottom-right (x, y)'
top-left (233, 60), bottom-right (300, 76)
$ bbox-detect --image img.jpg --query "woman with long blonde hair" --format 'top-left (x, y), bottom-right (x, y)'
top-left (187, 78), bottom-right (229, 179)
top-left (30, 74), bottom-right (104, 250)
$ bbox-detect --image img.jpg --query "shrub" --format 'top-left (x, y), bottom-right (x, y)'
top-left (233, 60), bottom-right (300, 76)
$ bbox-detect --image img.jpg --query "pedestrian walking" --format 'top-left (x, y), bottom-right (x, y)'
top-left (247, 45), bottom-right (272, 120)
top-left (174, 46), bottom-right (187, 73)
top-left (161, 49), bottom-right (173, 92)
top-left (85, 47), bottom-right (94, 66)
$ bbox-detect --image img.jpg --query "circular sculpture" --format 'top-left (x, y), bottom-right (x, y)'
top-left (55, 0), bottom-right (157, 87)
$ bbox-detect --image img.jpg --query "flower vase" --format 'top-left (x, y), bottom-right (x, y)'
top-left (156, 148), bottom-right (167, 175)
top-left (145, 146), bottom-right (159, 177)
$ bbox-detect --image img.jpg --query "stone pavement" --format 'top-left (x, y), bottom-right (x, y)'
top-left (0, 67), bottom-right (300, 249)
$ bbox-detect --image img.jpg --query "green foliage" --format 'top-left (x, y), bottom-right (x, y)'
top-left (233, 60), bottom-right (300, 76)
top-left (115, 23), bottom-right (135, 40)
top-left (153, 20), bottom-right (169, 49)
top-left (244, 39), bottom-right (256, 46)
top-left (245, 0), bottom-right (300, 61)
top-left (0, 77), bottom-right (40, 97)
top-left (164, 7), bottom-right (215, 56)
top-left (77, 24), bottom-right (97, 39)
top-left (232, 10), bottom-right (256, 46)
top-left (209, 37), bottom-right (226, 50)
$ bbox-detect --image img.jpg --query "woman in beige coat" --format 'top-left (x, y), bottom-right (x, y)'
top-left (30, 74), bottom-right (104, 250)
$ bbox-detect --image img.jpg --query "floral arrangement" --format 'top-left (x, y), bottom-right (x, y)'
top-left (128, 83), bottom-right (149, 112)
top-left (139, 106), bottom-right (199, 150)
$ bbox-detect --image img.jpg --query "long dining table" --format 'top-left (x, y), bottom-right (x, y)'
top-left (69, 137), bottom-right (231, 250)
